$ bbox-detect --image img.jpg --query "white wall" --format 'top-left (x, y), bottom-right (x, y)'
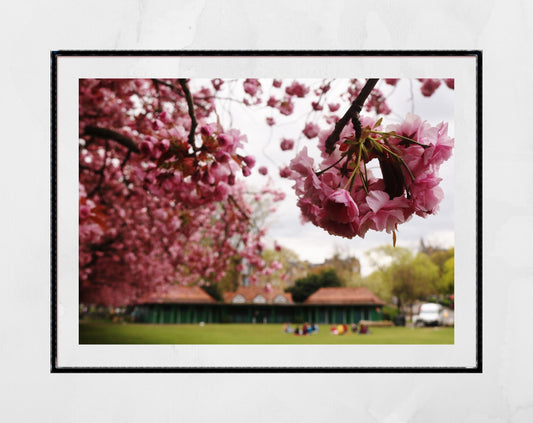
top-left (2, 1), bottom-right (532, 421)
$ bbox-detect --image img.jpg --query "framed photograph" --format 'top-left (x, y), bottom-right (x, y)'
top-left (52, 50), bottom-right (481, 372)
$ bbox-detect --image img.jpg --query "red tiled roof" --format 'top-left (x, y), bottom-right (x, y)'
top-left (304, 287), bottom-right (385, 306)
top-left (137, 285), bottom-right (217, 304)
top-left (224, 286), bottom-right (293, 304)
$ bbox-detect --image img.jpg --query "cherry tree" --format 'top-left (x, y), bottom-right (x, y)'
top-left (79, 77), bottom-right (453, 306)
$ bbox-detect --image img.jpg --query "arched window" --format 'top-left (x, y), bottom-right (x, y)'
top-left (232, 294), bottom-right (246, 304)
top-left (252, 294), bottom-right (266, 304)
top-left (273, 295), bottom-right (288, 304)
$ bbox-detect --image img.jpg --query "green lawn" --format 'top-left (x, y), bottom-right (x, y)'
top-left (79, 322), bottom-right (454, 344)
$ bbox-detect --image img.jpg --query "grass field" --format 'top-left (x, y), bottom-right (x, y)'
top-left (79, 322), bottom-right (454, 344)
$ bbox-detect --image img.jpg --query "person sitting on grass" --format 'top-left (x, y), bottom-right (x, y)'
top-left (337, 324), bottom-right (345, 335)
top-left (294, 326), bottom-right (301, 335)
top-left (330, 325), bottom-right (338, 335)
top-left (283, 323), bottom-right (294, 333)
top-left (359, 324), bottom-right (370, 334)
top-left (302, 323), bottom-right (309, 335)
top-left (351, 323), bottom-right (358, 333)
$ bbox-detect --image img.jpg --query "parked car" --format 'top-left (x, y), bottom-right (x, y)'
top-left (413, 303), bottom-right (445, 327)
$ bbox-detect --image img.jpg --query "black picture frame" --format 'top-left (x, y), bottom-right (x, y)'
top-left (51, 50), bottom-right (482, 373)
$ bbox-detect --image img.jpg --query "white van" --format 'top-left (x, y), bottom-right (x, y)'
top-left (413, 303), bottom-right (445, 327)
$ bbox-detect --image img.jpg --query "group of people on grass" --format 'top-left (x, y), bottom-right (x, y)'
top-left (283, 322), bottom-right (370, 336)
top-left (330, 323), bottom-right (369, 335)
top-left (283, 322), bottom-right (319, 335)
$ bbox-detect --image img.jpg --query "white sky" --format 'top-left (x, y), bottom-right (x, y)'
top-left (211, 79), bottom-right (454, 276)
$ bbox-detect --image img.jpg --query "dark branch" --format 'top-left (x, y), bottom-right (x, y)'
top-left (177, 78), bottom-right (199, 151)
top-left (324, 78), bottom-right (379, 154)
top-left (228, 195), bottom-right (250, 221)
top-left (151, 78), bottom-right (183, 93)
top-left (88, 140), bottom-right (109, 198)
top-left (83, 126), bottom-right (140, 154)
top-left (151, 79), bottom-right (208, 107)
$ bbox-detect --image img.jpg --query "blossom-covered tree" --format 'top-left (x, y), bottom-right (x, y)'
top-left (79, 77), bottom-right (453, 306)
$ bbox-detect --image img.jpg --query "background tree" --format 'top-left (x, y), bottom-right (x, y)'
top-left (217, 255), bottom-right (243, 293)
top-left (368, 246), bottom-right (439, 316)
top-left (427, 247), bottom-right (454, 296)
top-left (200, 283), bottom-right (224, 302)
top-left (253, 246), bottom-right (301, 290)
top-left (436, 255), bottom-right (454, 297)
top-left (322, 247), bottom-right (362, 285)
top-left (361, 270), bottom-right (392, 304)
top-left (285, 268), bottom-right (343, 303)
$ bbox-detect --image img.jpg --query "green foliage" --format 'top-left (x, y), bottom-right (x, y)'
top-left (323, 247), bottom-right (362, 285)
top-left (436, 256), bottom-right (454, 295)
top-left (427, 247), bottom-right (454, 296)
top-left (388, 251), bottom-right (439, 307)
top-left (201, 284), bottom-right (224, 302)
top-left (285, 268), bottom-right (343, 303)
top-left (256, 247), bottom-right (302, 288)
top-left (427, 294), bottom-right (454, 308)
top-left (366, 246), bottom-right (440, 309)
top-left (217, 255), bottom-right (241, 293)
top-left (361, 270), bottom-right (392, 303)
top-left (262, 247), bottom-right (300, 263)
top-left (428, 247), bottom-right (454, 269)
top-left (382, 305), bottom-right (400, 321)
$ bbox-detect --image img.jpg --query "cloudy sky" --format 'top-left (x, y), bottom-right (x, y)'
top-left (212, 79), bottom-right (454, 275)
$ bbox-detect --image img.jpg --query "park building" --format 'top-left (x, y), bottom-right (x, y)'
top-left (133, 285), bottom-right (218, 324)
top-left (133, 285), bottom-right (385, 325)
top-left (303, 287), bottom-right (386, 325)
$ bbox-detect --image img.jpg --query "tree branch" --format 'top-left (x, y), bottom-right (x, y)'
top-left (228, 194), bottom-right (250, 221)
top-left (83, 126), bottom-right (140, 154)
top-left (151, 79), bottom-right (211, 112)
top-left (177, 78), bottom-right (199, 151)
top-left (325, 78), bottom-right (379, 154)
top-left (88, 140), bottom-right (109, 198)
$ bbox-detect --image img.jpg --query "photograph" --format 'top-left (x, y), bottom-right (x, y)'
top-left (53, 52), bottom-right (479, 370)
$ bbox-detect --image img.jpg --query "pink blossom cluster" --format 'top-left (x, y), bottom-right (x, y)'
top-left (302, 122), bottom-right (320, 139)
top-left (365, 88), bottom-right (392, 115)
top-left (265, 80), bottom-right (312, 117)
top-left (78, 78), bottom-right (285, 305)
top-left (417, 78), bottom-right (454, 96)
top-left (279, 166), bottom-right (292, 178)
top-left (135, 122), bottom-right (255, 207)
top-left (418, 79), bottom-right (442, 97)
top-left (386, 78), bottom-right (454, 97)
top-left (243, 78), bottom-right (262, 97)
top-left (280, 138), bottom-right (295, 151)
top-left (288, 113), bottom-right (453, 239)
top-left (285, 81), bottom-right (310, 98)
top-left (266, 95), bottom-right (295, 116)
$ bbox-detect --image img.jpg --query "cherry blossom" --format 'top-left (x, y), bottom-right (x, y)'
top-left (303, 122), bottom-right (321, 139)
top-left (288, 110), bottom-right (454, 240)
top-left (285, 81), bottom-right (310, 98)
top-left (78, 77), bottom-right (453, 305)
top-left (280, 138), bottom-right (295, 151)
top-left (419, 78), bottom-right (442, 97)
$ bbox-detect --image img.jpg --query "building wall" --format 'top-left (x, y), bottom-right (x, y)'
top-left (134, 304), bottom-right (383, 324)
